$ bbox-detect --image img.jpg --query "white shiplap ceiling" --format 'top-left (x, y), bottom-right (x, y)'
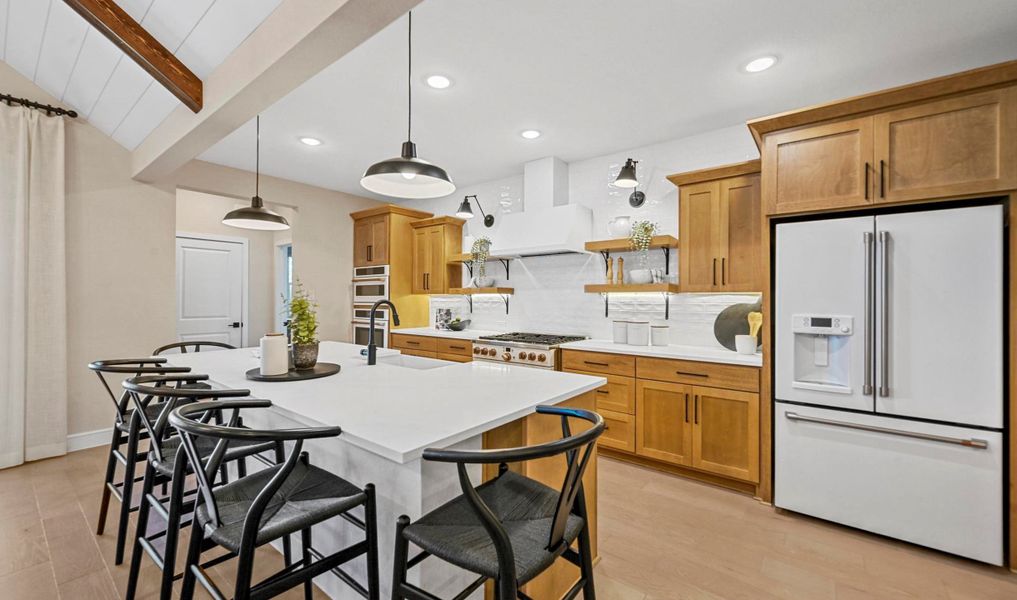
top-left (0, 0), bottom-right (282, 149)
top-left (198, 0), bottom-right (1017, 201)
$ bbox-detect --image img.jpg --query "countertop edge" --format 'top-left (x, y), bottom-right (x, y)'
top-left (560, 340), bottom-right (762, 367)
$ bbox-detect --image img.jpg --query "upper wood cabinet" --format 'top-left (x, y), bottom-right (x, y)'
top-left (874, 87), bottom-right (1017, 202)
top-left (410, 217), bottom-right (464, 294)
top-left (758, 84), bottom-right (1017, 215)
top-left (353, 214), bottom-right (389, 267)
top-left (671, 161), bottom-right (761, 293)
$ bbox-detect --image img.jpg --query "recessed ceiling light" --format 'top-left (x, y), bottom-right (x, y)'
top-left (426, 75), bottom-right (452, 89)
top-left (744, 56), bottom-right (777, 73)
top-left (299, 137), bottom-right (322, 146)
top-left (520, 129), bottom-right (541, 140)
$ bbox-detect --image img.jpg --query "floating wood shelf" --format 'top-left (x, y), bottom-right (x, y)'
top-left (584, 283), bottom-right (680, 294)
top-left (446, 254), bottom-right (512, 279)
top-left (584, 283), bottom-right (680, 319)
top-left (446, 287), bottom-right (513, 314)
top-left (583, 235), bottom-right (678, 253)
top-left (448, 287), bottom-right (514, 295)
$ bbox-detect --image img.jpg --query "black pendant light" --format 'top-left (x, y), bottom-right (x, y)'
top-left (223, 115), bottom-right (290, 231)
top-left (455, 195), bottom-right (494, 227)
top-left (361, 12), bottom-right (455, 199)
top-left (614, 158), bottom-right (639, 188)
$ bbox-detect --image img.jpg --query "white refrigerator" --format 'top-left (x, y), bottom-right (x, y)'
top-left (774, 204), bottom-right (1005, 565)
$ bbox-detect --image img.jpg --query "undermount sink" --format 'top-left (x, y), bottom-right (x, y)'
top-left (377, 354), bottom-right (450, 371)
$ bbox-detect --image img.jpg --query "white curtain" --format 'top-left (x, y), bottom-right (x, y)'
top-left (0, 103), bottom-right (67, 468)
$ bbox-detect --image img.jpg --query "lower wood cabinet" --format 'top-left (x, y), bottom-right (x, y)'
top-left (635, 380), bottom-right (693, 465)
top-left (598, 409), bottom-right (635, 453)
top-left (691, 386), bottom-right (759, 483)
top-left (390, 334), bottom-right (473, 363)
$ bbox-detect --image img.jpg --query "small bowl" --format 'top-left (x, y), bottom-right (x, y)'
top-left (448, 319), bottom-right (471, 331)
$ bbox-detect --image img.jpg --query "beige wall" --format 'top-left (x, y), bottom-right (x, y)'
top-left (0, 61), bottom-right (382, 437)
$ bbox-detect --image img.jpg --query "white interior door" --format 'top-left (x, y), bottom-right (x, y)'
top-left (775, 216), bottom-right (875, 411)
top-left (176, 236), bottom-right (246, 347)
top-left (874, 205), bottom-right (1003, 428)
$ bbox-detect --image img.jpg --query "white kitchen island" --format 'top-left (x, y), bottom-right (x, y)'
top-left (167, 341), bottom-right (604, 599)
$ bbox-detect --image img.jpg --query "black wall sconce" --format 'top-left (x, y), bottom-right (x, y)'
top-left (615, 157), bottom-right (646, 208)
top-left (455, 195), bottom-right (495, 227)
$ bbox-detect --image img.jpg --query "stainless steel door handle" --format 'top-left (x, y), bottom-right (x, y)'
top-left (784, 411), bottom-right (988, 449)
top-left (863, 232), bottom-right (873, 395)
top-left (878, 231), bottom-right (889, 397)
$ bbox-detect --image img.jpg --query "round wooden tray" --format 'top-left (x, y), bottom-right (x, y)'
top-left (245, 362), bottom-right (340, 382)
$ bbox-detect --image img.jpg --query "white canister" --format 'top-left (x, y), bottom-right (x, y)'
top-left (735, 335), bottom-right (758, 355)
top-left (651, 325), bottom-right (669, 346)
top-left (627, 321), bottom-right (650, 346)
top-left (260, 333), bottom-right (289, 376)
top-left (612, 320), bottom-right (629, 344)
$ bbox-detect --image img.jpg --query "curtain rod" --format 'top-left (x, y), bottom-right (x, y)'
top-left (0, 92), bottom-right (78, 118)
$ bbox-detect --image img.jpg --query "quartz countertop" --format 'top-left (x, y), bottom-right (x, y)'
top-left (560, 339), bottom-right (762, 367)
top-left (391, 327), bottom-right (504, 341)
top-left (167, 341), bottom-right (604, 463)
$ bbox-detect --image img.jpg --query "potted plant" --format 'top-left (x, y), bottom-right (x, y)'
top-left (628, 220), bottom-right (657, 283)
top-left (285, 280), bottom-right (319, 369)
top-left (471, 236), bottom-right (494, 287)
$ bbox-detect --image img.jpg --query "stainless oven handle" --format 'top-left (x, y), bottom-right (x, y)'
top-left (863, 231), bottom-right (873, 396)
top-left (784, 411), bottom-right (988, 449)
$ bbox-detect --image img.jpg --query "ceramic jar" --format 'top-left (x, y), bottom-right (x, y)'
top-left (608, 216), bottom-right (631, 238)
top-left (627, 320), bottom-right (650, 346)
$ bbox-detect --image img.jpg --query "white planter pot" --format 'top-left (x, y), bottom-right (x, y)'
top-left (608, 216), bottom-right (631, 238)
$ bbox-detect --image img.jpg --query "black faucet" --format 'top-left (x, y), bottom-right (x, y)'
top-left (367, 299), bottom-right (399, 365)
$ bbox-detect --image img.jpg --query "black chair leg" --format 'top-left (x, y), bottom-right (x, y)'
top-left (391, 516), bottom-right (410, 600)
top-left (233, 545), bottom-right (257, 600)
top-left (301, 527), bottom-right (313, 600)
top-left (96, 427), bottom-right (120, 535)
top-left (115, 416), bottom-right (142, 565)
top-left (159, 457), bottom-right (188, 600)
top-left (180, 520), bottom-right (204, 600)
top-left (126, 463), bottom-right (157, 600)
top-left (365, 484), bottom-right (380, 600)
top-left (576, 523), bottom-right (596, 600)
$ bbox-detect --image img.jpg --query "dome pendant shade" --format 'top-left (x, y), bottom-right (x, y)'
top-left (361, 141), bottom-right (455, 199)
top-left (455, 198), bottom-right (473, 219)
top-left (223, 196), bottom-right (290, 231)
top-left (614, 158), bottom-right (639, 188)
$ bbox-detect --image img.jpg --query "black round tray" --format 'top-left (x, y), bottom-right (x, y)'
top-left (245, 362), bottom-right (340, 382)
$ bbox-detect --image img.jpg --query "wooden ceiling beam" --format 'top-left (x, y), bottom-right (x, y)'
top-left (63, 0), bottom-right (202, 112)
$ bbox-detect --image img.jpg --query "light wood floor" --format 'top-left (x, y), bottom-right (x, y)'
top-left (2, 447), bottom-right (1016, 599)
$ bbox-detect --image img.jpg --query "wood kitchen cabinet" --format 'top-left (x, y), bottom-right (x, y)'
top-left (410, 217), bottom-right (464, 294)
top-left (670, 161), bottom-right (761, 292)
top-left (635, 379), bottom-right (693, 466)
top-left (757, 85), bottom-right (1017, 215)
top-left (691, 386), bottom-right (759, 483)
top-left (353, 213), bottom-right (389, 267)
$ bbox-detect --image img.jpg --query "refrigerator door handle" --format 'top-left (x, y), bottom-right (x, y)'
top-left (863, 232), bottom-right (874, 396)
top-left (784, 411), bottom-right (988, 449)
top-left (878, 230), bottom-right (890, 397)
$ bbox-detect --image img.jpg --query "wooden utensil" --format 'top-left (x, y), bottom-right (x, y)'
top-left (747, 312), bottom-right (763, 338)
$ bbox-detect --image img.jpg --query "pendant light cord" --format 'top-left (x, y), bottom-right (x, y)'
top-left (407, 11), bottom-right (412, 142)
top-left (255, 114), bottom-right (261, 198)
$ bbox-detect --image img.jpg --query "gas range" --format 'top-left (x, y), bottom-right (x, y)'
top-left (473, 332), bottom-right (586, 369)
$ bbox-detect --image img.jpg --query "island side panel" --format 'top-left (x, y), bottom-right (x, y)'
top-left (482, 391), bottom-right (598, 600)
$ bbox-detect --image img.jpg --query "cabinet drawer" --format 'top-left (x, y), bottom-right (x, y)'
top-left (637, 356), bottom-right (758, 392)
top-left (568, 370), bottom-right (635, 414)
top-left (391, 334), bottom-right (437, 352)
top-left (400, 348), bottom-right (437, 359)
top-left (598, 409), bottom-right (635, 453)
top-left (436, 338), bottom-right (473, 356)
top-left (562, 350), bottom-right (635, 377)
top-left (436, 352), bottom-right (472, 363)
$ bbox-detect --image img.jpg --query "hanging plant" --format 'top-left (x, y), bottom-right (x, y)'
top-left (284, 279), bottom-right (319, 345)
top-left (629, 220), bottom-right (658, 266)
top-left (471, 237), bottom-right (492, 279)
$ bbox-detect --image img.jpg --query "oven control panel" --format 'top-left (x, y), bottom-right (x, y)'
top-left (472, 344), bottom-right (556, 369)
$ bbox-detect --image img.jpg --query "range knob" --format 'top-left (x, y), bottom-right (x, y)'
top-left (527, 352), bottom-right (536, 360)
top-left (518, 352), bottom-right (527, 360)
top-left (473, 347), bottom-right (481, 354)
top-left (537, 354), bottom-right (547, 362)
top-left (502, 352), bottom-right (512, 362)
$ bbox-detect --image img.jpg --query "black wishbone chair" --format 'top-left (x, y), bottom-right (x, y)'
top-left (170, 400), bottom-right (380, 600)
top-left (392, 406), bottom-right (604, 600)
top-left (123, 375), bottom-right (279, 600)
top-left (87, 357), bottom-right (194, 565)
top-left (153, 340), bottom-right (237, 355)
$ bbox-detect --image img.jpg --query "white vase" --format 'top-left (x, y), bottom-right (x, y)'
top-left (608, 216), bottom-right (631, 238)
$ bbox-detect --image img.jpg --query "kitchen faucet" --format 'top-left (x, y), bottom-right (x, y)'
top-left (367, 299), bottom-right (400, 365)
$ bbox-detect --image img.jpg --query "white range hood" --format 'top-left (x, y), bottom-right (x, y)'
top-left (489, 157), bottom-right (592, 257)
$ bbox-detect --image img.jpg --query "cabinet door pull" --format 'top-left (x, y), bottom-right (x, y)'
top-left (404, 340), bottom-right (420, 346)
top-left (584, 360), bottom-right (610, 367)
top-left (449, 344), bottom-right (466, 350)
top-left (676, 370), bottom-right (708, 378)
top-left (684, 393), bottom-right (690, 423)
top-left (721, 257), bottom-right (726, 286)
top-left (694, 395), bottom-right (700, 425)
top-left (712, 258), bottom-right (717, 285)
top-left (864, 162), bottom-right (870, 200)
top-left (367, 244), bottom-right (372, 262)
top-left (596, 389), bottom-right (609, 395)
top-left (879, 159), bottom-right (886, 198)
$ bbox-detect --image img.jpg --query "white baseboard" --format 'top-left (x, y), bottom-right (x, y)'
top-left (67, 427), bottom-right (112, 452)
